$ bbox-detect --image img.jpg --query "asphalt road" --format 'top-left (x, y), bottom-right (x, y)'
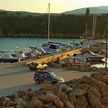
top-left (0, 62), bottom-right (92, 96)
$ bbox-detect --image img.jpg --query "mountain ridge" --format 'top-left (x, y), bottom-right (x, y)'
top-left (0, 6), bottom-right (108, 16)
top-left (63, 6), bottom-right (108, 15)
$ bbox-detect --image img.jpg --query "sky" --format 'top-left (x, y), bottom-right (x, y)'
top-left (0, 0), bottom-right (108, 13)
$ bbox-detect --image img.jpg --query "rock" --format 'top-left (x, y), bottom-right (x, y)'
top-left (102, 75), bottom-right (108, 84)
top-left (58, 83), bottom-right (73, 94)
top-left (78, 76), bottom-right (108, 98)
top-left (78, 83), bottom-right (90, 91)
top-left (66, 80), bottom-right (78, 89)
top-left (17, 91), bottom-right (25, 98)
top-left (15, 97), bottom-right (27, 108)
top-left (37, 91), bottom-right (64, 108)
top-left (57, 92), bottom-right (68, 103)
top-left (54, 97), bottom-right (64, 108)
top-left (6, 101), bottom-right (16, 107)
top-left (0, 106), bottom-right (5, 108)
top-left (68, 95), bottom-right (76, 105)
top-left (16, 104), bottom-right (24, 108)
top-left (87, 87), bottom-right (105, 108)
top-left (57, 91), bottom-right (75, 108)
top-left (4, 107), bottom-right (15, 108)
top-left (18, 88), bottom-right (34, 102)
top-left (27, 96), bottom-right (43, 108)
top-left (48, 106), bottom-right (57, 108)
top-left (101, 97), bottom-right (108, 107)
top-left (69, 87), bottom-right (86, 96)
top-left (21, 95), bottom-right (29, 102)
top-left (91, 73), bottom-right (108, 85)
top-left (4, 97), bottom-right (11, 102)
top-left (37, 92), bottom-right (53, 103)
top-left (43, 103), bottom-right (53, 108)
top-left (25, 88), bottom-right (34, 96)
top-left (64, 101), bottom-right (75, 108)
top-left (7, 94), bottom-right (16, 100)
top-left (0, 96), bottom-right (5, 105)
top-left (74, 96), bottom-right (88, 108)
top-left (92, 78), bottom-right (108, 98)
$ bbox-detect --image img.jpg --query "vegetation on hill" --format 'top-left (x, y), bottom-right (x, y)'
top-left (0, 9), bottom-right (108, 39)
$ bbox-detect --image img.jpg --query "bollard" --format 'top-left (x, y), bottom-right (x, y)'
top-left (18, 57), bottom-right (21, 63)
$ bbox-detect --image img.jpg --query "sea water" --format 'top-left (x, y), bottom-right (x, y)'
top-left (0, 37), bottom-right (79, 50)
top-left (0, 37), bottom-right (107, 68)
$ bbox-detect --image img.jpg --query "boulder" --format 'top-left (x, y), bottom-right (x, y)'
top-left (54, 97), bottom-right (64, 108)
top-left (78, 76), bottom-right (108, 98)
top-left (27, 96), bottom-right (43, 108)
top-left (101, 97), bottom-right (108, 108)
top-left (64, 100), bottom-right (75, 108)
top-left (87, 88), bottom-right (105, 108)
top-left (15, 97), bottom-right (27, 108)
top-left (37, 92), bottom-right (64, 108)
top-left (69, 87), bottom-right (86, 96)
top-left (74, 96), bottom-right (88, 108)
top-left (91, 73), bottom-right (108, 85)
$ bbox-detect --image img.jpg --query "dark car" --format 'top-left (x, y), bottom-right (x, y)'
top-left (33, 71), bottom-right (64, 84)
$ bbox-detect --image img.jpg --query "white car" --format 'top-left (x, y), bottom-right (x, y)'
top-left (29, 62), bottom-right (48, 70)
top-left (37, 63), bottom-right (48, 70)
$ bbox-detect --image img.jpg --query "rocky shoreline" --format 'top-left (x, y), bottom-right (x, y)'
top-left (0, 71), bottom-right (108, 108)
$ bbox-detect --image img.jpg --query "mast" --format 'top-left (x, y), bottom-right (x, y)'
top-left (85, 23), bottom-right (88, 39)
top-left (105, 23), bottom-right (108, 68)
top-left (48, 3), bottom-right (50, 42)
top-left (103, 21), bottom-right (108, 68)
top-left (105, 34), bottom-right (108, 68)
top-left (92, 14), bottom-right (97, 39)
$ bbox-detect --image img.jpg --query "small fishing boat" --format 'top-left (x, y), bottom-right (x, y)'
top-left (69, 50), bottom-right (104, 65)
top-left (0, 50), bottom-right (26, 63)
top-left (0, 54), bottom-right (21, 63)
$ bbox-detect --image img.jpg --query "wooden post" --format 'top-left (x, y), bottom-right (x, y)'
top-left (18, 57), bottom-right (21, 63)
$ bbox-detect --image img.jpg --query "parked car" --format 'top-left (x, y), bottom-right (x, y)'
top-left (33, 71), bottom-right (65, 84)
top-left (28, 62), bottom-right (48, 70)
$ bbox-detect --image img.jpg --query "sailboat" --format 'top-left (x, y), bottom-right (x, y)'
top-left (41, 3), bottom-right (72, 54)
top-left (79, 14), bottom-right (97, 48)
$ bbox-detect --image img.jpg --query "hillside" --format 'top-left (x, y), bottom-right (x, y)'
top-left (64, 6), bottom-right (108, 15)
top-left (0, 8), bottom-right (108, 39)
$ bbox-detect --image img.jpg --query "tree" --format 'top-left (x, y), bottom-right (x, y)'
top-left (85, 8), bottom-right (90, 16)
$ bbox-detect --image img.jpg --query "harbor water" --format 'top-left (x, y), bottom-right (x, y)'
top-left (0, 37), bottom-right (107, 68)
top-left (0, 37), bottom-right (79, 50)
